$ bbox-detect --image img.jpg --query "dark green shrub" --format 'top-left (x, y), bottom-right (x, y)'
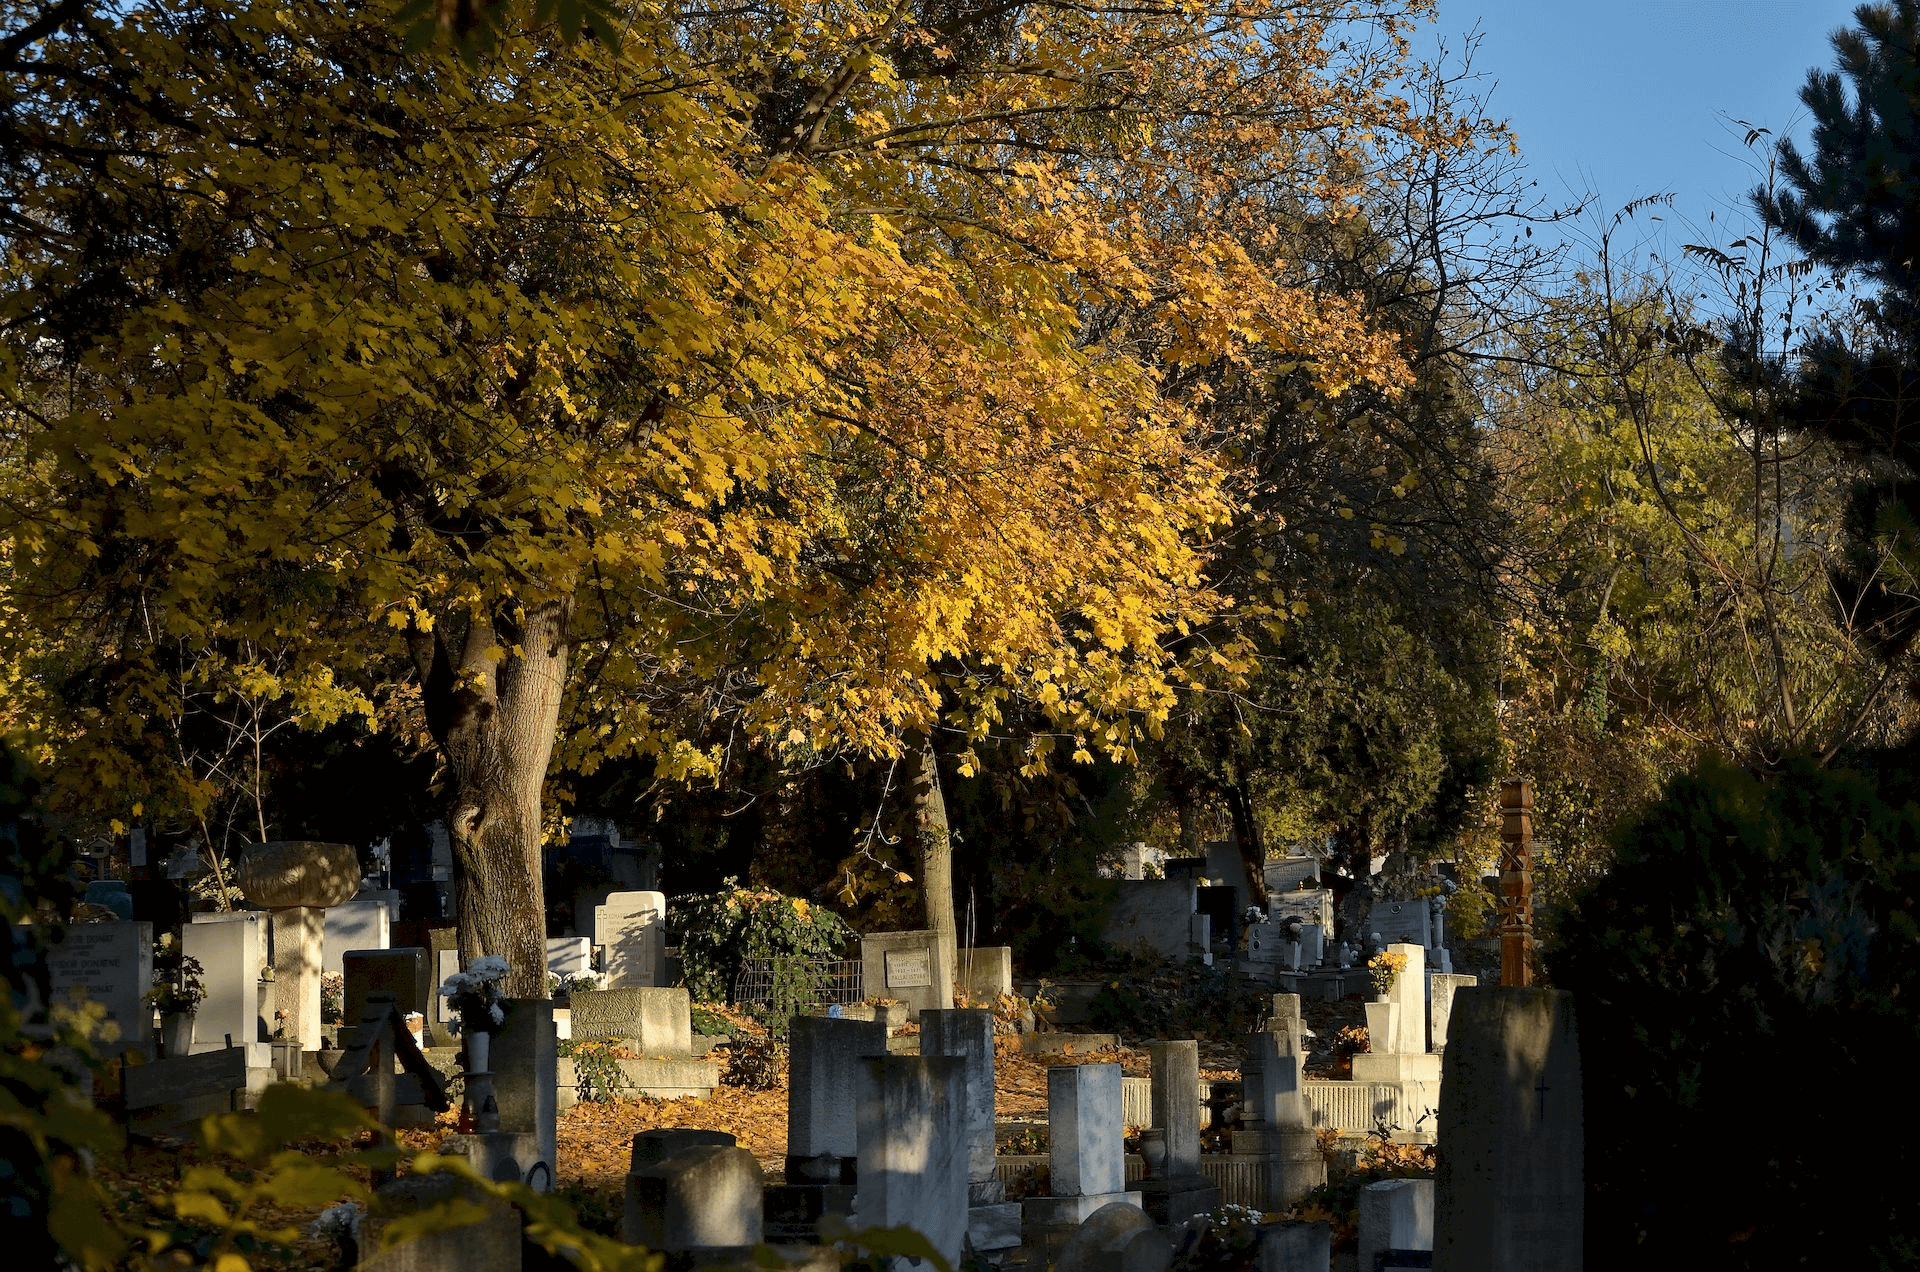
top-left (668, 879), bottom-right (854, 1007)
top-left (721, 1035), bottom-right (785, 1091)
top-left (1551, 754), bottom-right (1920, 1269)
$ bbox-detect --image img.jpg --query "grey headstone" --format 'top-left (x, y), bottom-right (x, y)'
top-left (1050, 1063), bottom-right (1124, 1197)
top-left (920, 1009), bottom-right (998, 1191)
top-left (568, 986), bottom-right (690, 1054)
top-left (1434, 988), bottom-right (1582, 1272)
top-left (788, 1015), bottom-right (888, 1180)
top-left (490, 998), bottom-right (557, 1193)
top-left (183, 912), bottom-right (268, 1050)
top-left (546, 937), bottom-right (592, 980)
top-left (322, 900), bottom-right (389, 973)
top-left (859, 930), bottom-right (953, 1018)
top-left (1057, 1200), bottom-right (1152, 1272)
top-left (854, 1055), bottom-right (969, 1266)
top-left (624, 1144), bottom-right (763, 1251)
top-left (592, 890), bottom-right (665, 988)
top-left (343, 948), bottom-right (435, 1047)
top-left (1360, 1178), bottom-right (1434, 1271)
top-left (48, 921), bottom-right (153, 1059)
top-left (1149, 1040), bottom-right (1202, 1175)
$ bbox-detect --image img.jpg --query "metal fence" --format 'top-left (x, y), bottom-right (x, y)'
top-left (730, 956), bottom-right (865, 1017)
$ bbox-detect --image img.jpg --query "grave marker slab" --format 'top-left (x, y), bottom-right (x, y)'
top-left (787, 1015), bottom-right (887, 1182)
top-left (1366, 900), bottom-right (1431, 951)
top-left (592, 890), bottom-right (665, 988)
top-left (1434, 987), bottom-right (1581, 1272)
top-left (860, 929), bottom-right (953, 1017)
top-left (568, 986), bottom-right (691, 1055)
top-left (854, 1055), bottom-right (969, 1267)
top-left (183, 912), bottom-right (268, 1052)
top-left (47, 922), bottom-right (153, 1059)
top-left (343, 948), bottom-right (437, 1047)
top-left (1429, 973), bottom-right (1478, 1051)
top-left (545, 937), bottom-right (591, 982)
top-left (322, 900), bottom-right (389, 973)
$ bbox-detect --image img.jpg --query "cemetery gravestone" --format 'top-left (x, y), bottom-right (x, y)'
top-left (855, 1055), bottom-right (970, 1267)
top-left (1023, 1063), bottom-right (1141, 1234)
top-left (1138, 1040), bottom-right (1219, 1226)
top-left (342, 948), bottom-right (437, 1047)
top-left (322, 900), bottom-right (389, 974)
top-left (626, 1144), bottom-right (764, 1255)
top-left (429, 928), bottom-right (459, 1027)
top-left (1237, 1029), bottom-right (1324, 1209)
top-left (47, 921), bottom-right (153, 1059)
top-left (1360, 1178), bottom-right (1435, 1272)
top-left (921, 1009), bottom-right (1021, 1252)
top-left (766, 1016), bottom-right (886, 1243)
top-left (1367, 900), bottom-right (1431, 951)
top-left (1352, 943), bottom-right (1439, 1085)
top-left (1263, 855), bottom-right (1321, 894)
top-left (1101, 879), bottom-right (1206, 964)
top-left (957, 945), bottom-right (1014, 999)
top-left (183, 912), bottom-right (268, 1053)
top-left (568, 986), bottom-right (691, 1054)
top-left (592, 890), bottom-right (665, 988)
top-left (545, 937), bottom-right (591, 982)
top-left (859, 929), bottom-right (953, 1017)
top-left (1434, 987), bottom-right (1582, 1272)
top-left (1428, 973), bottom-right (1478, 1051)
top-left (486, 999), bottom-right (558, 1193)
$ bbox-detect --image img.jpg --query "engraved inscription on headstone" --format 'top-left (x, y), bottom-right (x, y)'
top-left (885, 949), bottom-right (933, 989)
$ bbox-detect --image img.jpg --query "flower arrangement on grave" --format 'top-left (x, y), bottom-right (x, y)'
top-left (1170, 1203), bottom-right (1264, 1269)
top-left (439, 955), bottom-right (511, 1133)
top-left (319, 971), bottom-right (344, 1024)
top-left (438, 954), bottom-right (509, 1036)
top-left (1367, 948), bottom-right (1408, 998)
top-left (145, 938), bottom-right (205, 1017)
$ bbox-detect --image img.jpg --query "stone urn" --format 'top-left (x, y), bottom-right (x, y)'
top-left (237, 841), bottom-right (360, 1051)
top-left (236, 840), bottom-right (360, 909)
top-left (1136, 1127), bottom-right (1167, 1180)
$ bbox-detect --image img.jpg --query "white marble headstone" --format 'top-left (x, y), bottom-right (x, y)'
top-left (592, 890), bottom-right (665, 988)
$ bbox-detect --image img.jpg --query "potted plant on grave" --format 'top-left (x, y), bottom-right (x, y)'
top-left (438, 955), bottom-right (510, 1132)
top-left (146, 939), bottom-right (206, 1057)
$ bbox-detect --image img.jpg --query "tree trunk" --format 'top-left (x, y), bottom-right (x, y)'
top-left (906, 730), bottom-right (958, 1001)
top-left (411, 598), bottom-right (572, 1000)
top-left (1226, 777), bottom-right (1271, 914)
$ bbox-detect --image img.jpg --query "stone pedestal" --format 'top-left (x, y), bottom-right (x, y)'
top-left (236, 841), bottom-right (359, 1053)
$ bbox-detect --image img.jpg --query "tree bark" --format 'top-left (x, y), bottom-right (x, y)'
top-left (410, 598), bottom-right (572, 1000)
top-left (1226, 776), bottom-right (1271, 914)
top-left (905, 730), bottom-right (958, 1000)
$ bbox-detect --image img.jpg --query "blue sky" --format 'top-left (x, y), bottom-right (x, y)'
top-left (1419, 0), bottom-right (1865, 257)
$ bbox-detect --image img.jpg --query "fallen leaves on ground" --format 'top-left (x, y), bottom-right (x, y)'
top-left (561, 1082), bottom-right (792, 1190)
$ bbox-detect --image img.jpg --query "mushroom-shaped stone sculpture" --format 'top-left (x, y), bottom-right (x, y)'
top-left (239, 841), bottom-right (362, 1050)
top-left (237, 840), bottom-right (361, 910)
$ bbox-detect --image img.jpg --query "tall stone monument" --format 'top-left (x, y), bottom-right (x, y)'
top-left (236, 840), bottom-right (360, 1051)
